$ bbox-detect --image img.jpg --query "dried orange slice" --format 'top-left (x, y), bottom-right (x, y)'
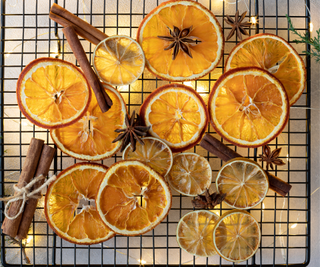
top-left (51, 84), bottom-right (127, 161)
top-left (96, 160), bottom-right (172, 236)
top-left (225, 33), bottom-right (306, 105)
top-left (44, 162), bottom-right (115, 245)
top-left (216, 158), bottom-right (269, 209)
top-left (122, 137), bottom-right (173, 176)
top-left (208, 67), bottom-right (289, 148)
top-left (213, 210), bottom-right (261, 263)
top-left (167, 153), bottom-right (212, 196)
top-left (140, 84), bottom-right (208, 152)
top-left (137, 0), bottom-right (224, 81)
top-left (93, 36), bottom-right (145, 86)
top-left (177, 210), bottom-right (219, 257)
top-left (16, 58), bottom-right (91, 129)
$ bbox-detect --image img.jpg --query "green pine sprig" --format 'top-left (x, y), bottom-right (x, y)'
top-left (286, 14), bottom-right (320, 62)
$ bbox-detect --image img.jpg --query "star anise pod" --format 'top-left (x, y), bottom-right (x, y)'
top-left (157, 25), bottom-right (201, 60)
top-left (224, 10), bottom-right (252, 41)
top-left (192, 189), bottom-right (226, 209)
top-left (112, 111), bottom-right (150, 152)
top-left (259, 144), bottom-right (286, 170)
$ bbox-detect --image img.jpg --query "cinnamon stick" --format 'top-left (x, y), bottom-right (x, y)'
top-left (200, 133), bottom-right (292, 197)
top-left (49, 12), bottom-right (101, 45)
top-left (62, 26), bottom-right (112, 113)
top-left (17, 145), bottom-right (56, 240)
top-left (2, 138), bottom-right (44, 238)
top-left (50, 3), bottom-right (108, 44)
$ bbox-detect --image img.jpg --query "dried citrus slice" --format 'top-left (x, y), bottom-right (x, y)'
top-left (122, 137), bottom-right (173, 176)
top-left (44, 162), bottom-right (115, 245)
top-left (225, 33), bottom-right (306, 105)
top-left (216, 158), bottom-right (269, 209)
top-left (167, 153), bottom-right (212, 196)
top-left (177, 210), bottom-right (219, 257)
top-left (213, 210), bottom-right (261, 263)
top-left (93, 36), bottom-right (145, 86)
top-left (96, 160), bottom-right (172, 236)
top-left (16, 58), bottom-right (91, 129)
top-left (137, 0), bottom-right (224, 81)
top-left (140, 84), bottom-right (208, 152)
top-left (51, 84), bottom-right (127, 161)
top-left (208, 67), bottom-right (289, 148)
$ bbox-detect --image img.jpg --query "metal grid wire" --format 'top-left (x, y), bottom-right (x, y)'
top-left (0, 0), bottom-right (311, 266)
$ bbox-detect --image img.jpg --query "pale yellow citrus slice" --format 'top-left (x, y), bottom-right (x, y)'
top-left (225, 33), bottom-right (306, 105)
top-left (44, 162), bottom-right (115, 245)
top-left (122, 137), bottom-right (173, 176)
top-left (177, 210), bottom-right (219, 257)
top-left (208, 67), bottom-right (289, 148)
top-left (167, 153), bottom-right (212, 196)
top-left (140, 84), bottom-right (208, 152)
top-left (17, 58), bottom-right (91, 129)
top-left (213, 210), bottom-right (261, 263)
top-left (216, 158), bottom-right (269, 209)
top-left (137, 0), bottom-right (224, 81)
top-left (96, 160), bottom-right (172, 236)
top-left (50, 84), bottom-right (127, 161)
top-left (93, 36), bottom-right (145, 86)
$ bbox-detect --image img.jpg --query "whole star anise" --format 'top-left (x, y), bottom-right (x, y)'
top-left (157, 25), bottom-right (201, 60)
top-left (224, 10), bottom-right (252, 41)
top-left (192, 189), bottom-right (226, 209)
top-left (112, 111), bottom-right (150, 152)
top-left (259, 144), bottom-right (286, 170)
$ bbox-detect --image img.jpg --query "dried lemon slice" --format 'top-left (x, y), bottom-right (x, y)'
top-left (177, 210), bottom-right (219, 257)
top-left (216, 158), bottom-right (269, 209)
top-left (213, 210), bottom-right (261, 263)
top-left (93, 36), bottom-right (145, 86)
top-left (167, 153), bottom-right (212, 196)
top-left (122, 137), bottom-right (173, 176)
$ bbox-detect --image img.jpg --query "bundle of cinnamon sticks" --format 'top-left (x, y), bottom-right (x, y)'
top-left (200, 133), bottom-right (292, 197)
top-left (50, 4), bottom-right (112, 113)
top-left (2, 138), bottom-right (55, 240)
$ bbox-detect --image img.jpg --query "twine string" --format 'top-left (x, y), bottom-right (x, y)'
top-left (0, 174), bottom-right (56, 220)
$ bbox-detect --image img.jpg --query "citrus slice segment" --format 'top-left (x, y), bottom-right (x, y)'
top-left (167, 153), bottom-right (212, 196)
top-left (213, 210), bottom-right (261, 263)
top-left (137, 0), bottom-right (224, 81)
top-left (93, 36), bottom-right (145, 86)
top-left (44, 162), bottom-right (115, 245)
top-left (216, 158), bottom-right (269, 209)
top-left (96, 160), bottom-right (172, 236)
top-left (51, 84), bottom-right (127, 161)
top-left (16, 58), bottom-right (91, 129)
top-left (208, 67), bottom-right (289, 148)
top-left (122, 137), bottom-right (173, 176)
top-left (177, 210), bottom-right (219, 257)
top-left (225, 33), bottom-right (306, 105)
top-left (140, 84), bottom-right (208, 152)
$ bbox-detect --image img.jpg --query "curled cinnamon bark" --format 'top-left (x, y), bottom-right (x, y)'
top-left (62, 26), bottom-right (112, 113)
top-left (200, 134), bottom-right (292, 197)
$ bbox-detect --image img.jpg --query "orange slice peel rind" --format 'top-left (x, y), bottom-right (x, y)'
top-left (17, 58), bottom-right (91, 129)
top-left (225, 33), bottom-right (306, 106)
top-left (140, 84), bottom-right (208, 152)
top-left (208, 67), bottom-right (290, 148)
top-left (44, 162), bottom-right (115, 245)
top-left (137, 0), bottom-right (224, 82)
top-left (96, 160), bottom-right (172, 236)
top-left (50, 84), bottom-right (127, 161)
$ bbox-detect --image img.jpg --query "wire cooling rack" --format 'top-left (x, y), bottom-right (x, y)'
top-left (0, 0), bottom-right (311, 266)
